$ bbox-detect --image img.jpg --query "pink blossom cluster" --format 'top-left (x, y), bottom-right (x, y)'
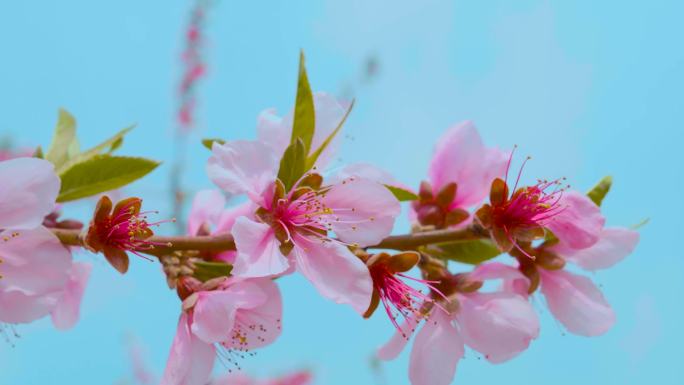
top-left (1, 90), bottom-right (639, 385)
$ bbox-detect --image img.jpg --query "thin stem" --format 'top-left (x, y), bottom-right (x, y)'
top-left (51, 225), bottom-right (486, 256)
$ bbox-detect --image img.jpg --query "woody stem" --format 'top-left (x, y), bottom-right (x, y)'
top-left (51, 225), bottom-right (487, 257)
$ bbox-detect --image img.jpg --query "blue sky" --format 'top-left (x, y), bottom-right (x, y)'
top-left (0, 1), bottom-right (682, 384)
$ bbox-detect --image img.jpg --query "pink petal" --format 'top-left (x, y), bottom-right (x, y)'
top-left (257, 93), bottom-right (349, 169)
top-left (292, 236), bottom-right (372, 314)
top-left (545, 191), bottom-right (605, 250)
top-left (161, 314), bottom-right (215, 385)
top-left (328, 163), bottom-right (408, 190)
top-left (51, 262), bottom-right (92, 330)
top-left (469, 262), bottom-right (530, 297)
top-left (215, 201), bottom-right (255, 234)
top-left (457, 292), bottom-right (539, 363)
top-left (207, 140), bottom-right (278, 200)
top-left (427, 121), bottom-right (508, 208)
top-left (232, 217), bottom-right (291, 278)
top-left (267, 371), bottom-right (313, 385)
top-left (377, 314), bottom-right (419, 360)
top-left (223, 278), bottom-right (283, 350)
top-left (192, 291), bottom-right (253, 344)
top-left (0, 227), bottom-right (71, 295)
top-left (552, 227), bottom-right (639, 271)
top-left (540, 269), bottom-right (615, 336)
top-left (256, 107), bottom-right (288, 160)
top-left (0, 158), bottom-right (60, 229)
top-left (187, 189), bottom-right (226, 235)
top-left (409, 311), bottom-right (463, 385)
top-left (469, 262), bottom-right (525, 282)
top-left (0, 289), bottom-right (58, 324)
top-left (322, 177), bottom-right (400, 247)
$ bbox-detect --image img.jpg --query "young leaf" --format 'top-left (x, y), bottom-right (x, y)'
top-left (424, 239), bottom-right (502, 265)
top-left (277, 138), bottom-right (307, 191)
top-left (385, 185), bottom-right (419, 201)
top-left (57, 155), bottom-right (160, 202)
top-left (631, 218), bottom-right (650, 230)
top-left (33, 146), bottom-right (44, 159)
top-left (45, 109), bottom-right (78, 168)
top-left (587, 176), bottom-right (612, 207)
top-left (202, 138), bottom-right (226, 150)
top-left (193, 261), bottom-right (233, 282)
top-left (306, 100), bottom-right (354, 169)
top-left (57, 125), bottom-right (135, 174)
top-left (291, 51), bottom-right (316, 153)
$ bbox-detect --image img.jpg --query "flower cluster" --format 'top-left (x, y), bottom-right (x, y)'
top-left (3, 57), bottom-right (640, 385)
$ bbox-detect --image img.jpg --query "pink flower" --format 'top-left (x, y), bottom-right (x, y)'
top-left (377, 283), bottom-right (539, 385)
top-left (207, 94), bottom-right (400, 314)
top-left (473, 225), bottom-right (639, 337)
top-left (412, 121), bottom-right (509, 228)
top-left (160, 277), bottom-right (282, 385)
top-left (209, 370), bottom-right (312, 385)
top-left (0, 158), bottom-right (90, 330)
top-left (476, 164), bottom-right (605, 254)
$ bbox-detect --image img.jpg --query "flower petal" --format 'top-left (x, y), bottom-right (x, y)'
top-left (552, 227), bottom-right (639, 271)
top-left (232, 217), bottom-right (291, 278)
top-left (187, 189), bottom-right (226, 235)
top-left (322, 177), bottom-right (400, 247)
top-left (545, 191), bottom-right (605, 250)
top-left (540, 269), bottom-right (615, 336)
top-left (0, 227), bottom-right (71, 295)
top-left (161, 313), bottom-right (215, 385)
top-left (409, 311), bottom-right (463, 385)
top-left (427, 121), bottom-right (508, 208)
top-left (223, 278), bottom-right (283, 350)
top-left (328, 162), bottom-right (408, 190)
top-left (207, 140), bottom-right (278, 200)
top-left (215, 201), bottom-right (255, 234)
top-left (0, 289), bottom-right (58, 324)
top-left (457, 292), bottom-right (539, 363)
top-left (293, 237), bottom-right (372, 314)
top-left (0, 158), bottom-right (60, 229)
top-left (257, 93), bottom-right (349, 169)
top-left (51, 262), bottom-right (92, 330)
top-left (377, 314), bottom-right (420, 360)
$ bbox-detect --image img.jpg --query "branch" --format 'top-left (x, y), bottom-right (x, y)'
top-left (51, 226), bottom-right (485, 257)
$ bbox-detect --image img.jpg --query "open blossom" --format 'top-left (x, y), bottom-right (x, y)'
top-left (476, 156), bottom-right (605, 255)
top-left (472, 225), bottom-right (639, 336)
top-left (210, 370), bottom-right (312, 385)
top-left (377, 270), bottom-right (539, 385)
top-left (161, 276), bottom-right (282, 385)
top-left (0, 158), bottom-right (90, 330)
top-left (412, 121), bottom-right (509, 229)
top-left (207, 94), bottom-right (401, 314)
top-left (363, 251), bottom-right (440, 333)
top-left (85, 196), bottom-right (170, 274)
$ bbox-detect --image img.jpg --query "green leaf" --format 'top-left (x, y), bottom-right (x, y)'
top-left (291, 51), bottom-right (316, 153)
top-left (277, 138), bottom-right (307, 191)
top-left (193, 261), bottom-right (233, 282)
top-left (587, 176), bottom-right (612, 207)
top-left (306, 100), bottom-right (354, 170)
top-left (631, 218), bottom-right (650, 230)
top-left (425, 239), bottom-right (502, 265)
top-left (45, 109), bottom-right (78, 168)
top-left (33, 146), bottom-right (44, 159)
top-left (57, 125), bottom-right (135, 174)
top-left (57, 155), bottom-right (160, 202)
top-left (202, 138), bottom-right (226, 150)
top-left (385, 185), bottom-right (419, 201)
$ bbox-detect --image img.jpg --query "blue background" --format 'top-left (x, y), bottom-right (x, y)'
top-left (0, 1), bottom-right (681, 384)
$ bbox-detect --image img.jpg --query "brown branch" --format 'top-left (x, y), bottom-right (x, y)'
top-left (51, 226), bottom-right (485, 257)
